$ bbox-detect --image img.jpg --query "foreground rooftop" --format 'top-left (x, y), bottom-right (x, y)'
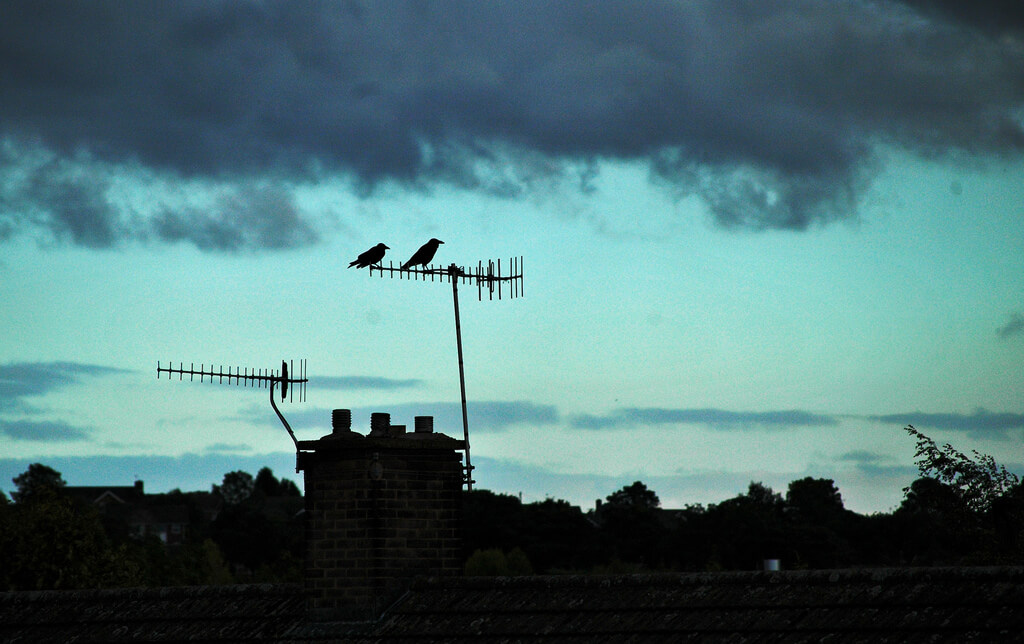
top-left (3, 567), bottom-right (1024, 643)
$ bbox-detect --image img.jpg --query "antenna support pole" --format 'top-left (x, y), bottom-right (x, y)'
top-left (449, 264), bottom-right (474, 490)
top-left (270, 379), bottom-right (299, 450)
top-left (156, 359), bottom-right (307, 454)
top-left (365, 255), bottom-right (521, 490)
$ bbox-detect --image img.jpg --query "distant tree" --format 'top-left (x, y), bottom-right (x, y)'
top-left (464, 547), bottom-right (533, 576)
top-left (254, 467), bottom-right (281, 497)
top-left (0, 492), bottom-right (138, 590)
top-left (253, 467), bottom-right (301, 498)
top-left (11, 463), bottom-right (66, 504)
top-left (462, 489), bottom-right (528, 558)
top-left (901, 476), bottom-right (966, 517)
top-left (605, 481), bottom-right (660, 509)
top-left (699, 482), bottom-right (787, 570)
top-left (278, 478), bottom-right (301, 497)
top-left (600, 481), bottom-right (667, 567)
top-left (786, 477), bottom-right (844, 522)
top-left (216, 470), bottom-right (255, 506)
top-left (745, 481), bottom-right (783, 507)
top-left (895, 476), bottom-right (977, 564)
top-left (904, 424), bottom-right (1020, 512)
top-left (462, 490), bottom-right (603, 573)
top-left (210, 468), bottom-right (304, 581)
top-left (520, 498), bottom-right (601, 572)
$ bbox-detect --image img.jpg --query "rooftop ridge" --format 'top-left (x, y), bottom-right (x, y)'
top-left (416, 565), bottom-right (1024, 590)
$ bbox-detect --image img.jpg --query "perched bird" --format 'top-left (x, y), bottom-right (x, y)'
top-left (348, 243), bottom-right (389, 268)
top-left (401, 238), bottom-right (444, 270)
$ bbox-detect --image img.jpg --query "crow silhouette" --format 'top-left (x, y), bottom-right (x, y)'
top-left (401, 238), bottom-right (444, 269)
top-left (348, 243), bottom-right (389, 268)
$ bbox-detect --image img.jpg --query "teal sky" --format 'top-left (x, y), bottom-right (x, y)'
top-left (2, 1), bottom-right (1023, 513)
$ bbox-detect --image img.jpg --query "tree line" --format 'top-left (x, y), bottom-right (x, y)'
top-left (2, 426), bottom-right (1022, 590)
top-left (465, 425), bottom-right (1024, 574)
top-left (0, 466), bottom-right (303, 590)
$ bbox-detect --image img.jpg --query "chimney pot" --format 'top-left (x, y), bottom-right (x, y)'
top-left (332, 409), bottom-right (352, 433)
top-left (414, 416), bottom-right (434, 433)
top-left (370, 412), bottom-right (390, 436)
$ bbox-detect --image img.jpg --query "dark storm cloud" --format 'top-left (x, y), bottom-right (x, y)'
top-left (151, 184), bottom-right (318, 251)
top-left (2, 0), bottom-right (1023, 242)
top-left (571, 407), bottom-right (838, 430)
top-left (0, 361), bottom-right (130, 412)
top-left (0, 141), bottom-right (318, 250)
top-left (895, 0), bottom-right (1024, 36)
top-left (996, 312), bottom-right (1024, 340)
top-left (867, 408), bottom-right (1024, 438)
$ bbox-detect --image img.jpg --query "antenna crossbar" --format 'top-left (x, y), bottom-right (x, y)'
top-left (369, 257), bottom-right (523, 301)
top-left (157, 359), bottom-right (307, 403)
top-left (363, 252), bottom-right (524, 490)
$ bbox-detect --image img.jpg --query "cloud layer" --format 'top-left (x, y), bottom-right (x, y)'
top-left (867, 408), bottom-right (1024, 438)
top-left (239, 400), bottom-right (558, 435)
top-left (997, 312), bottom-right (1024, 340)
top-left (0, 361), bottom-right (130, 442)
top-left (0, 419), bottom-right (90, 442)
top-left (2, 0), bottom-right (1023, 248)
top-left (313, 375), bottom-right (422, 391)
top-left (572, 407), bottom-right (838, 430)
top-left (0, 361), bottom-right (130, 413)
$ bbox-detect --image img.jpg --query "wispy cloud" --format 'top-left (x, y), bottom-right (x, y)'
top-left (238, 400), bottom-right (558, 435)
top-left (0, 419), bottom-right (90, 441)
top-left (351, 401), bottom-right (560, 433)
top-left (837, 449), bottom-right (917, 479)
top-left (0, 361), bottom-right (131, 413)
top-left (866, 408), bottom-right (1024, 438)
top-left (313, 376), bottom-right (423, 391)
top-left (571, 407), bottom-right (838, 430)
top-left (204, 442), bottom-right (252, 454)
top-left (997, 312), bottom-right (1024, 340)
top-left (837, 450), bottom-right (889, 465)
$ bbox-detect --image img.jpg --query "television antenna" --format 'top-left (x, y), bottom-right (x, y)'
top-left (366, 256), bottom-right (523, 490)
top-left (156, 359), bottom-right (308, 450)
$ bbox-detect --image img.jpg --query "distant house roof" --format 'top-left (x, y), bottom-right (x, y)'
top-left (3, 568), bottom-right (1024, 642)
top-left (64, 483), bottom-right (145, 506)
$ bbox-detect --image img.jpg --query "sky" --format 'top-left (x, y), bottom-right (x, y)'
top-left (1, 0), bottom-right (1023, 514)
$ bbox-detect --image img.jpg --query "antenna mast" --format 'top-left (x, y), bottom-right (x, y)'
top-left (367, 256), bottom-right (523, 490)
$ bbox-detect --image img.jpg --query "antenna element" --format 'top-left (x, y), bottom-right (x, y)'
top-left (365, 254), bottom-right (524, 490)
top-left (157, 359), bottom-right (308, 449)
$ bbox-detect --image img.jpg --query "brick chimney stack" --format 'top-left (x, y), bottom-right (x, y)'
top-left (297, 408), bottom-right (465, 621)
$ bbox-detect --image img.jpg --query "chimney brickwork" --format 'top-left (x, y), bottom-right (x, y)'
top-left (297, 410), bottom-right (464, 621)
